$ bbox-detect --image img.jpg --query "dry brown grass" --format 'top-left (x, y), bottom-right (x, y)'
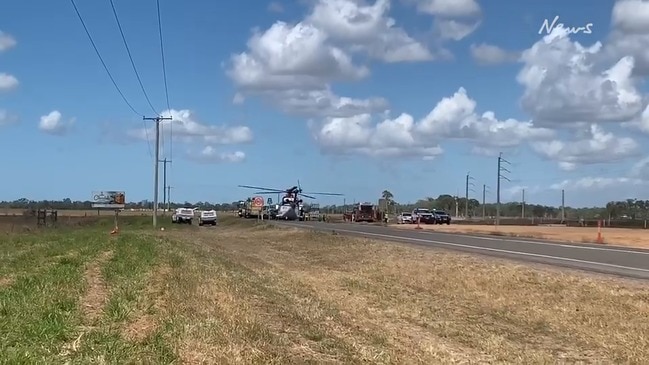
top-left (390, 223), bottom-right (649, 248)
top-left (80, 250), bottom-right (114, 324)
top-left (155, 222), bottom-right (649, 363)
top-left (0, 208), bottom-right (155, 217)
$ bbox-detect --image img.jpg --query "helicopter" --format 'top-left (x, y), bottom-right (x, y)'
top-left (238, 181), bottom-right (343, 221)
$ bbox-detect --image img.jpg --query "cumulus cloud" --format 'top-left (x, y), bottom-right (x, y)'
top-left (311, 87), bottom-right (553, 159)
top-left (531, 124), bottom-right (640, 170)
top-left (39, 110), bottom-right (73, 136)
top-left (414, 0), bottom-right (481, 18)
top-left (127, 109), bottom-right (253, 145)
top-left (189, 147), bottom-right (246, 164)
top-left (307, 0), bottom-right (433, 63)
top-left (470, 43), bottom-right (519, 65)
top-left (517, 27), bottom-right (645, 127)
top-left (0, 73), bottom-right (18, 91)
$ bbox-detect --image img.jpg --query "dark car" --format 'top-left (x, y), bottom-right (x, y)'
top-left (412, 208), bottom-right (436, 224)
top-left (433, 210), bottom-right (451, 225)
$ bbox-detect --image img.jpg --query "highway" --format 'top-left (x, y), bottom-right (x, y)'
top-left (275, 221), bottom-right (649, 280)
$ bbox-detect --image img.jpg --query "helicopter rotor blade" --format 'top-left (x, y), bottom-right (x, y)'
top-left (302, 191), bottom-right (344, 196)
top-left (252, 192), bottom-right (280, 195)
top-left (300, 193), bottom-right (316, 199)
top-left (238, 185), bottom-right (285, 192)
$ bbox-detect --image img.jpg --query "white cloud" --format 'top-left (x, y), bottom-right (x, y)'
top-left (0, 109), bottom-right (18, 126)
top-left (414, 0), bottom-right (481, 18)
top-left (190, 147), bottom-right (246, 164)
top-left (611, 0), bottom-right (649, 34)
top-left (517, 27), bottom-right (645, 127)
top-left (415, 87), bottom-right (554, 149)
top-left (531, 124), bottom-right (640, 170)
top-left (307, 0), bottom-right (433, 63)
top-left (470, 43), bottom-right (519, 65)
top-left (311, 88), bottom-right (553, 159)
top-left (0, 73), bottom-right (18, 91)
top-left (312, 113), bottom-right (444, 159)
top-left (39, 110), bottom-right (73, 136)
top-left (228, 21), bottom-right (368, 92)
top-left (434, 19), bottom-right (481, 41)
top-left (604, 0), bottom-right (649, 76)
top-left (0, 31), bottom-right (16, 52)
top-left (128, 109), bottom-right (253, 145)
top-left (270, 87), bottom-right (388, 118)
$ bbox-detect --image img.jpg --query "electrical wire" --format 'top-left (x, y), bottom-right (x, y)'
top-left (69, 0), bottom-right (143, 117)
top-left (156, 0), bottom-right (173, 192)
top-left (109, 0), bottom-right (159, 116)
top-left (108, 0), bottom-right (157, 158)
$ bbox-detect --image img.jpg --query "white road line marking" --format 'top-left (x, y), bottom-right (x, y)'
top-left (388, 227), bottom-right (649, 255)
top-left (280, 223), bottom-right (649, 274)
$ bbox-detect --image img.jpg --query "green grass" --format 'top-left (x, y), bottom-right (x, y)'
top-left (0, 218), bottom-right (181, 363)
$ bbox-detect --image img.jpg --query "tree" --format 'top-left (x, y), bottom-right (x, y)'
top-left (381, 190), bottom-right (394, 201)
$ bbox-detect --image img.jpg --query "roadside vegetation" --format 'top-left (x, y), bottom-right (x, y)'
top-left (1, 215), bottom-right (648, 363)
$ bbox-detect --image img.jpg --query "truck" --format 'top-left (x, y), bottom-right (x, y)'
top-left (172, 207), bottom-right (194, 224)
top-left (353, 202), bottom-right (376, 223)
top-left (198, 210), bottom-right (217, 226)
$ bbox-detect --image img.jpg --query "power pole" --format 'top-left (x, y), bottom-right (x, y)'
top-left (167, 186), bottom-right (173, 212)
top-left (143, 115), bottom-right (172, 228)
top-left (522, 189), bottom-right (525, 218)
top-left (159, 158), bottom-right (172, 215)
top-left (482, 184), bottom-right (486, 219)
top-left (496, 152), bottom-right (511, 227)
top-left (561, 189), bottom-right (565, 223)
top-left (465, 172), bottom-right (475, 218)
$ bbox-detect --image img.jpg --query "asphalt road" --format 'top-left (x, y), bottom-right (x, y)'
top-left (275, 221), bottom-right (649, 280)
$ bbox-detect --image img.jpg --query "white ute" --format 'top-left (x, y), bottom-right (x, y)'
top-left (172, 208), bottom-right (194, 224)
top-left (199, 210), bottom-right (217, 226)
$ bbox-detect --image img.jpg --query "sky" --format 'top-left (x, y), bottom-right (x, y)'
top-left (2, 0), bottom-right (649, 208)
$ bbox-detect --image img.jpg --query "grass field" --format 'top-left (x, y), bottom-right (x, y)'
top-left (2, 216), bottom-right (649, 363)
top-left (391, 223), bottom-right (649, 248)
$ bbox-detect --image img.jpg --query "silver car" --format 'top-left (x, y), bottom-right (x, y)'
top-left (397, 212), bottom-right (414, 224)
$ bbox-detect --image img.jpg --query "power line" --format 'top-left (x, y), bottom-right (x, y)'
top-left (156, 0), bottom-right (173, 191)
top-left (108, 0), bottom-right (159, 116)
top-left (69, 0), bottom-right (142, 117)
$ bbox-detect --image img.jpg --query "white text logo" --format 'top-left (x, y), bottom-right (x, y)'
top-left (538, 16), bottom-right (593, 35)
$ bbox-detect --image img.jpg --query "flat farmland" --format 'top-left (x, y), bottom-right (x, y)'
top-left (390, 223), bottom-right (649, 249)
top-left (2, 216), bottom-right (649, 363)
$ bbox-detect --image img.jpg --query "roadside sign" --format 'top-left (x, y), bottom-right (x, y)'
top-left (252, 196), bottom-right (264, 211)
top-left (92, 191), bottom-right (126, 209)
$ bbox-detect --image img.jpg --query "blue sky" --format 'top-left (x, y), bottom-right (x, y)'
top-left (1, 0), bottom-right (649, 207)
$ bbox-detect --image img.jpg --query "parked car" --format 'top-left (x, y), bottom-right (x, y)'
top-left (412, 208), bottom-right (436, 224)
top-left (397, 212), bottom-right (414, 224)
top-left (432, 210), bottom-right (451, 225)
top-left (198, 210), bottom-right (217, 226)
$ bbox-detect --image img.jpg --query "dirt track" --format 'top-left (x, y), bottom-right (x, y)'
top-left (389, 223), bottom-right (649, 249)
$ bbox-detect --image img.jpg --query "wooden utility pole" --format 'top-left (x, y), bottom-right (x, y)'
top-left (160, 158), bottom-right (172, 215)
top-left (143, 115), bottom-right (172, 228)
top-left (496, 153), bottom-right (511, 227)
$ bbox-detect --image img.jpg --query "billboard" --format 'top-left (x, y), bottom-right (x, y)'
top-left (92, 191), bottom-right (126, 209)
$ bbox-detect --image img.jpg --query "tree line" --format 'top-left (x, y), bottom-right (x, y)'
top-left (1, 195), bottom-right (648, 220)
